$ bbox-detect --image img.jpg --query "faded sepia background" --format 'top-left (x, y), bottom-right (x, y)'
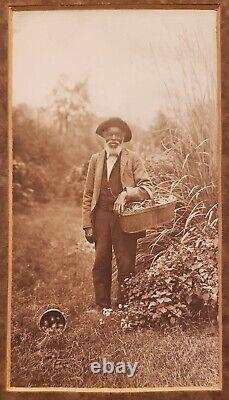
top-left (11, 9), bottom-right (219, 388)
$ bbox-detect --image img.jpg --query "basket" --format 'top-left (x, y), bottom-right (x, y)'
top-left (119, 196), bottom-right (176, 233)
top-left (39, 308), bottom-right (67, 333)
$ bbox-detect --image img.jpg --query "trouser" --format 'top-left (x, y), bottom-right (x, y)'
top-left (93, 208), bottom-right (137, 307)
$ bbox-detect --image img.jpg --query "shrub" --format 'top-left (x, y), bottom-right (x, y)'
top-left (122, 222), bottom-right (218, 329)
top-left (12, 101), bottom-right (100, 206)
top-left (62, 161), bottom-right (89, 204)
top-left (13, 158), bottom-right (54, 205)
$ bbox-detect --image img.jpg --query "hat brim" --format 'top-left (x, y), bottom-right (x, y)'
top-left (96, 118), bottom-right (132, 142)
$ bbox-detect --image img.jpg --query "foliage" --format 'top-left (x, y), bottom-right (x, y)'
top-left (145, 126), bottom-right (217, 214)
top-left (120, 100), bottom-right (218, 329)
top-left (125, 102), bottom-right (219, 329)
top-left (123, 223), bottom-right (218, 329)
top-left (63, 161), bottom-right (89, 205)
top-left (12, 79), bottom-right (100, 206)
top-left (48, 74), bottom-right (92, 136)
top-left (130, 93), bottom-right (218, 301)
top-left (137, 111), bottom-right (176, 156)
top-left (13, 159), bottom-right (52, 205)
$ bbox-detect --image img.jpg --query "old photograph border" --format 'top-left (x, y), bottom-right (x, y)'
top-left (0, 0), bottom-right (227, 399)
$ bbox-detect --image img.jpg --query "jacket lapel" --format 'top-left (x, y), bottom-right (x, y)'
top-left (120, 148), bottom-right (128, 178)
top-left (93, 150), bottom-right (105, 204)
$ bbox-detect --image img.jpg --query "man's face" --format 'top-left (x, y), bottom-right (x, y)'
top-left (103, 127), bottom-right (125, 150)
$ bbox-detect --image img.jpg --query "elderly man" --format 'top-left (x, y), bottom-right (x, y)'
top-left (82, 117), bottom-right (154, 310)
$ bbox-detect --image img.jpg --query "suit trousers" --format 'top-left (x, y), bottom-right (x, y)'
top-left (93, 208), bottom-right (137, 307)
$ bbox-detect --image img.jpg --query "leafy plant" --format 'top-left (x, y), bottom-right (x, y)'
top-left (122, 223), bottom-right (218, 329)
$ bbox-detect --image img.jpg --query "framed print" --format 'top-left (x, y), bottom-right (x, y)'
top-left (0, 0), bottom-right (228, 399)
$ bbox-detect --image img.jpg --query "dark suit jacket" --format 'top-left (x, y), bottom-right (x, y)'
top-left (82, 148), bottom-right (154, 229)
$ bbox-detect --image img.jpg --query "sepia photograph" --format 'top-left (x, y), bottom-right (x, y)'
top-left (9, 7), bottom-right (220, 390)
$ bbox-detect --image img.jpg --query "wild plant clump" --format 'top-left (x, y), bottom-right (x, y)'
top-left (123, 103), bottom-right (218, 330)
top-left (122, 224), bottom-right (218, 329)
top-left (13, 159), bottom-right (52, 205)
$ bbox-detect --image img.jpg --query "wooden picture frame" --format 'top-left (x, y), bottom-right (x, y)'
top-left (0, 0), bottom-right (227, 399)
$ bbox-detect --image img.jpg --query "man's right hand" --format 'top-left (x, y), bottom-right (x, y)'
top-left (84, 227), bottom-right (95, 243)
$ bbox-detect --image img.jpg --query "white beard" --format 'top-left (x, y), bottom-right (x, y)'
top-left (104, 142), bottom-right (123, 157)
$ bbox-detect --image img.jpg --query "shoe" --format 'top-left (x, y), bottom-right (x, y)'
top-left (88, 304), bottom-right (111, 313)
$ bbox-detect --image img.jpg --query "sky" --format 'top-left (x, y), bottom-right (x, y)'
top-left (12, 9), bottom-right (217, 129)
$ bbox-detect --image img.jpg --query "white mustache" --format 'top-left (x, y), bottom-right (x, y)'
top-left (107, 140), bottom-right (120, 145)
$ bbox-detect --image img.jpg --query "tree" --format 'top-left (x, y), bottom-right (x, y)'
top-left (48, 74), bottom-right (92, 135)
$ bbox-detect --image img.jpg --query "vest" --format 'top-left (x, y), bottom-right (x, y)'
top-left (97, 154), bottom-right (123, 211)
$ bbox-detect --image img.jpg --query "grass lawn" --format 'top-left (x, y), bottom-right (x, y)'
top-left (10, 202), bottom-right (220, 388)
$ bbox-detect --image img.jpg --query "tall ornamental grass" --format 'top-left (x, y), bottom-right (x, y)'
top-left (123, 30), bottom-right (219, 326)
top-left (138, 28), bottom-right (218, 265)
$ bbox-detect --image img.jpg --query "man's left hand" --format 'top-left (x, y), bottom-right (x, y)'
top-left (113, 191), bottom-right (127, 215)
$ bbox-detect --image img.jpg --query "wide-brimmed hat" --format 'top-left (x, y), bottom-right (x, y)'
top-left (96, 117), bottom-right (132, 142)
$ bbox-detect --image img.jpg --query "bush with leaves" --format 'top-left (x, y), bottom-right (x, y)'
top-left (121, 223), bottom-right (218, 329)
top-left (13, 158), bottom-right (53, 205)
top-left (63, 161), bottom-right (89, 204)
